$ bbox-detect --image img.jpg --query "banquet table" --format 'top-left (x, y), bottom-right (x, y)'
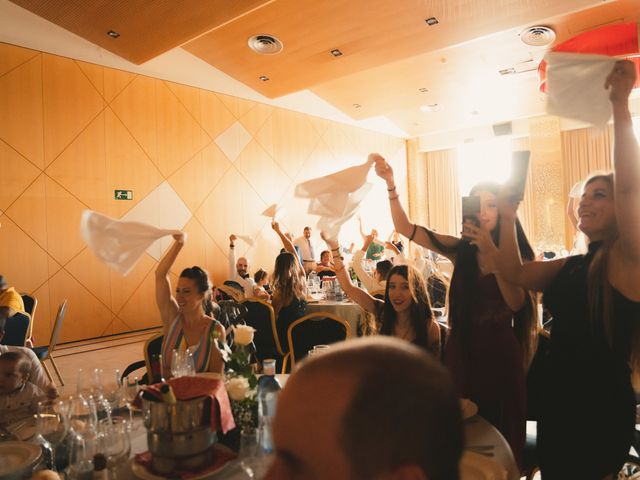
top-left (122, 374), bottom-right (519, 480)
top-left (305, 299), bottom-right (365, 337)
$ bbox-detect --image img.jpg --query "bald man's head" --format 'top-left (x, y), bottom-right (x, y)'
top-left (267, 337), bottom-right (463, 480)
top-left (236, 257), bottom-right (250, 277)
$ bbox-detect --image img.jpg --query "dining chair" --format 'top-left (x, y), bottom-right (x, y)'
top-left (32, 299), bottom-right (67, 386)
top-left (20, 293), bottom-right (37, 345)
top-left (285, 311), bottom-right (351, 371)
top-left (1, 312), bottom-right (31, 346)
top-left (369, 289), bottom-right (385, 300)
top-left (241, 298), bottom-right (285, 372)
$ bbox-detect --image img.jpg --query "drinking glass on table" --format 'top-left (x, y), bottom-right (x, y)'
top-left (120, 375), bottom-right (139, 429)
top-left (99, 416), bottom-right (131, 477)
top-left (171, 349), bottom-right (196, 378)
top-left (36, 400), bottom-right (69, 472)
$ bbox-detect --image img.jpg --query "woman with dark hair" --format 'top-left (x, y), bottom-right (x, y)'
top-left (374, 156), bottom-right (537, 467)
top-left (271, 222), bottom-right (308, 349)
top-left (155, 233), bottom-right (225, 375)
top-left (323, 234), bottom-right (440, 355)
top-left (496, 61), bottom-right (640, 479)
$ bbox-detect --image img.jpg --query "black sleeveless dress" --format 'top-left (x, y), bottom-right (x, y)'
top-left (540, 241), bottom-right (639, 479)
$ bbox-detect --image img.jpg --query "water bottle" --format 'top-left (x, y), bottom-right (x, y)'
top-left (334, 281), bottom-right (343, 301)
top-left (257, 359), bottom-right (281, 453)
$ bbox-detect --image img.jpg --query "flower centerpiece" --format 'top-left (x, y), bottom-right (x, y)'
top-left (219, 325), bottom-right (258, 435)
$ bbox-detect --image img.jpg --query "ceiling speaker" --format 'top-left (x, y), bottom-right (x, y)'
top-left (492, 122), bottom-right (513, 136)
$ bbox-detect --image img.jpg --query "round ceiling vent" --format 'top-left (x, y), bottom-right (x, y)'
top-left (520, 26), bottom-right (556, 47)
top-left (248, 34), bottom-right (284, 55)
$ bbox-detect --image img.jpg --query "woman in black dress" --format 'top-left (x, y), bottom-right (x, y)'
top-left (496, 60), bottom-right (640, 479)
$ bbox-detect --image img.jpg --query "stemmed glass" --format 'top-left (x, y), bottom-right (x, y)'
top-left (36, 400), bottom-right (69, 472)
top-left (99, 417), bottom-right (131, 477)
top-left (120, 375), bottom-right (139, 429)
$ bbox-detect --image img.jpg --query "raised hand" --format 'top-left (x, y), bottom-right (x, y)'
top-left (605, 60), bottom-right (636, 104)
top-left (173, 232), bottom-right (186, 244)
top-left (373, 154), bottom-right (395, 185)
top-left (271, 221), bottom-right (281, 233)
top-left (320, 230), bottom-right (339, 250)
top-left (229, 234), bottom-right (237, 243)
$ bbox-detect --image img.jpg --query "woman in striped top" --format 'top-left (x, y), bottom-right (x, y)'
top-left (155, 233), bottom-right (225, 375)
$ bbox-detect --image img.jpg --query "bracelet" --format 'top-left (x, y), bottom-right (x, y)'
top-left (387, 185), bottom-right (396, 192)
top-left (229, 244), bottom-right (234, 248)
top-left (409, 224), bottom-right (417, 242)
top-left (388, 194), bottom-right (400, 200)
top-left (331, 248), bottom-right (340, 253)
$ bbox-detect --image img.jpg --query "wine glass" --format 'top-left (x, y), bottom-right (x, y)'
top-left (171, 349), bottom-right (196, 378)
top-left (120, 375), bottom-right (139, 429)
top-left (99, 417), bottom-right (131, 477)
top-left (36, 400), bottom-right (69, 472)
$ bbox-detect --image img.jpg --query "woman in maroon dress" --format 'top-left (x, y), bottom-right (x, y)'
top-left (374, 158), bottom-right (537, 467)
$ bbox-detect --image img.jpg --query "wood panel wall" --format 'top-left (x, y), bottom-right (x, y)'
top-left (0, 42), bottom-right (406, 346)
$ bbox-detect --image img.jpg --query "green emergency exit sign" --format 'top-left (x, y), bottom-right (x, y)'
top-left (114, 189), bottom-right (133, 200)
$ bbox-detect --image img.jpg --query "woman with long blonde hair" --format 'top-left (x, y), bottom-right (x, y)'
top-left (496, 61), bottom-right (640, 479)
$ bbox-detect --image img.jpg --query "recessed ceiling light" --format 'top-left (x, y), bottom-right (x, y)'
top-left (520, 26), bottom-right (556, 47)
top-left (107, 30), bottom-right (120, 38)
top-left (418, 87), bottom-right (429, 93)
top-left (330, 49), bottom-right (343, 57)
top-left (425, 17), bottom-right (439, 26)
top-left (248, 34), bottom-right (284, 55)
top-left (420, 104), bottom-right (439, 112)
top-left (259, 75), bottom-right (270, 82)
top-left (353, 104), bottom-right (362, 109)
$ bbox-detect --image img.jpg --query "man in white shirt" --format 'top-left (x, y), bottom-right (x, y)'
top-left (0, 317), bottom-right (57, 398)
top-left (350, 234), bottom-right (393, 294)
top-left (228, 235), bottom-right (256, 298)
top-left (293, 226), bottom-right (317, 275)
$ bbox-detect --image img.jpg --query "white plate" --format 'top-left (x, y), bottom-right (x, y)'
top-left (0, 441), bottom-right (42, 477)
top-left (131, 448), bottom-right (234, 480)
top-left (460, 398), bottom-right (479, 420)
top-left (459, 451), bottom-right (507, 480)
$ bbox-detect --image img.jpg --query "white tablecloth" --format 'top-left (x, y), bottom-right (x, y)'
top-left (305, 300), bottom-right (364, 337)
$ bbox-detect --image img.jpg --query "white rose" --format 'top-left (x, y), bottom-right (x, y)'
top-left (233, 325), bottom-right (255, 346)
top-left (226, 376), bottom-right (250, 401)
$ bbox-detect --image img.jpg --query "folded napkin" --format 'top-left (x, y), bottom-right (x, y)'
top-left (235, 235), bottom-right (255, 247)
top-left (295, 159), bottom-right (374, 241)
top-left (546, 52), bottom-right (617, 129)
top-left (140, 376), bottom-right (236, 434)
top-left (80, 210), bottom-right (181, 276)
top-left (134, 443), bottom-right (236, 480)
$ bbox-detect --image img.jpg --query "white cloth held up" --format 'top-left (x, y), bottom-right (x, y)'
top-left (545, 52), bottom-right (617, 130)
top-left (80, 210), bottom-right (182, 276)
top-left (295, 160), bottom-right (374, 241)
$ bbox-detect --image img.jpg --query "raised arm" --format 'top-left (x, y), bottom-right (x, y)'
top-left (495, 198), bottom-right (565, 292)
top-left (272, 221), bottom-right (305, 276)
top-left (228, 234), bottom-right (238, 280)
top-left (351, 235), bottom-right (379, 292)
top-left (323, 234), bottom-right (380, 313)
top-left (607, 61), bottom-right (640, 267)
top-left (371, 153), bottom-right (459, 258)
top-left (155, 234), bottom-right (183, 331)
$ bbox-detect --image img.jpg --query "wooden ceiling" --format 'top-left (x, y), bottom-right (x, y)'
top-left (9, 0), bottom-right (640, 136)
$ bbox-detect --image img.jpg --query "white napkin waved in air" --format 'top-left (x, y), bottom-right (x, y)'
top-left (546, 52), bottom-right (617, 129)
top-left (261, 204), bottom-right (281, 219)
top-left (80, 210), bottom-right (182, 276)
top-left (295, 159), bottom-right (374, 241)
top-left (235, 235), bottom-right (255, 247)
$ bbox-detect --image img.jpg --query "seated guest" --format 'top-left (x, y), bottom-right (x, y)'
top-left (325, 233), bottom-right (440, 355)
top-left (0, 275), bottom-right (25, 324)
top-left (0, 350), bottom-right (45, 425)
top-left (315, 250), bottom-right (336, 278)
top-left (253, 269), bottom-right (271, 301)
top-left (351, 234), bottom-right (393, 292)
top-left (228, 234), bottom-right (256, 298)
top-left (155, 233), bottom-right (225, 375)
top-left (271, 222), bottom-right (307, 350)
top-left (265, 336), bottom-right (463, 480)
top-left (0, 318), bottom-right (57, 398)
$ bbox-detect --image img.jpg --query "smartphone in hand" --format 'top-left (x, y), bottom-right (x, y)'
top-left (508, 151), bottom-right (530, 202)
top-left (462, 196), bottom-right (481, 236)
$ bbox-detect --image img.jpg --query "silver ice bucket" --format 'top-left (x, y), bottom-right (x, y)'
top-left (142, 395), bottom-right (217, 474)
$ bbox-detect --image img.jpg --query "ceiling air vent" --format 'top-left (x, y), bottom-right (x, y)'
top-left (520, 26), bottom-right (556, 47)
top-left (248, 34), bottom-right (284, 55)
